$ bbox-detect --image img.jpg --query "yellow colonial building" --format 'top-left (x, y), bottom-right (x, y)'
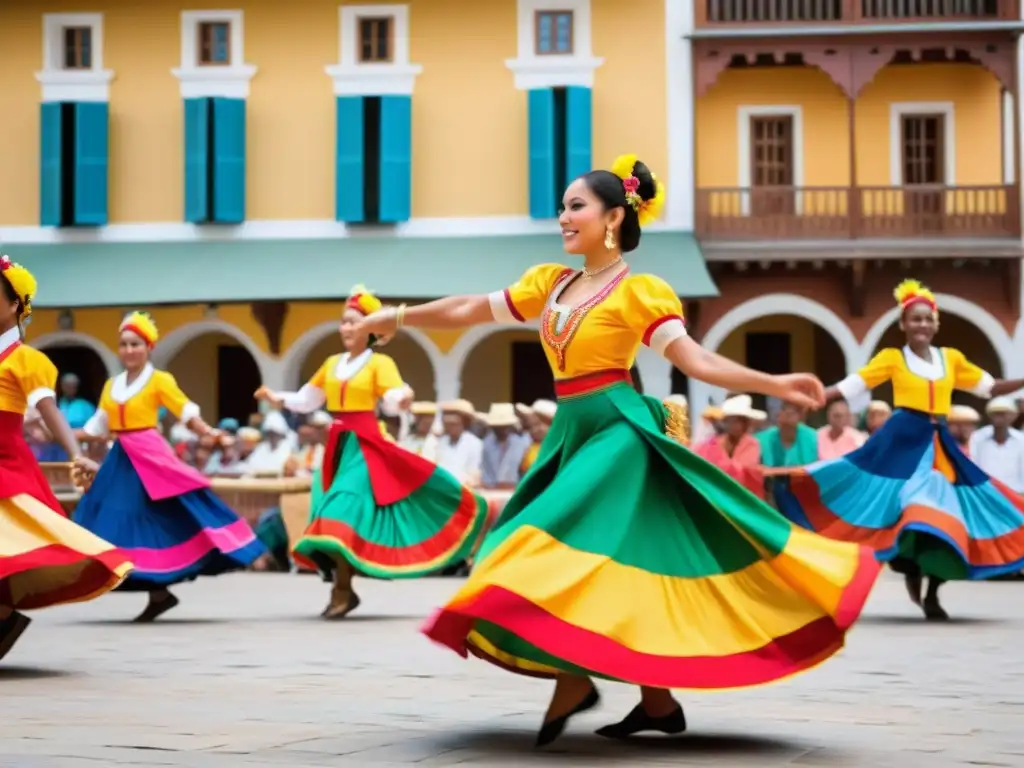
top-left (0, 0), bottom-right (710, 421)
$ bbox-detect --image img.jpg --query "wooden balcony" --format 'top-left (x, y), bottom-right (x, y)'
top-left (697, 0), bottom-right (1016, 25)
top-left (695, 185), bottom-right (1020, 240)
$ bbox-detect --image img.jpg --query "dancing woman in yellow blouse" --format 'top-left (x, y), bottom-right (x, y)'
top-left (255, 287), bottom-right (487, 620)
top-left (73, 312), bottom-right (266, 622)
top-left (357, 155), bottom-right (881, 746)
top-left (0, 256), bottom-right (132, 661)
top-left (774, 280), bottom-right (1024, 620)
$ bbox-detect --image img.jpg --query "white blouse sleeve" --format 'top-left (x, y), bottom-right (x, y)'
top-left (82, 409), bottom-right (109, 438)
top-left (379, 385), bottom-right (413, 417)
top-left (274, 384), bottom-right (327, 414)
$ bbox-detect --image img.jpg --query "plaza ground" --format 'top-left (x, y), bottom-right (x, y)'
top-left (1, 571), bottom-right (1021, 767)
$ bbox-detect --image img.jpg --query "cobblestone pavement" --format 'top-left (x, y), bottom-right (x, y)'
top-left (0, 571), bottom-right (1021, 767)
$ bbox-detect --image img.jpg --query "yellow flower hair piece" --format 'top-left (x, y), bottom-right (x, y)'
top-left (0, 255), bottom-right (37, 319)
top-left (119, 311), bottom-right (160, 347)
top-left (347, 284), bottom-right (383, 316)
top-left (610, 154), bottom-right (666, 227)
top-left (893, 278), bottom-right (938, 315)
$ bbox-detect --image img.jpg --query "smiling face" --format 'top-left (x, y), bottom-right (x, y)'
top-left (340, 307), bottom-right (369, 352)
top-left (118, 330), bottom-right (149, 372)
top-left (900, 302), bottom-right (938, 347)
top-left (558, 177), bottom-right (624, 256)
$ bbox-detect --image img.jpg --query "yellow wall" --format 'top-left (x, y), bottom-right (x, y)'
top-left (697, 63), bottom-right (1003, 189)
top-left (0, 0), bottom-right (667, 225)
top-left (717, 315), bottom-right (816, 373)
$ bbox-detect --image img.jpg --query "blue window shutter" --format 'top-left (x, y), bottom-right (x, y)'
top-left (72, 101), bottom-right (109, 226)
top-left (184, 98), bottom-right (210, 223)
top-left (378, 95), bottom-right (412, 223)
top-left (39, 102), bottom-right (63, 227)
top-left (335, 96), bottom-right (365, 223)
top-left (565, 86), bottom-right (592, 184)
top-left (528, 88), bottom-right (556, 219)
top-left (212, 97), bottom-right (246, 224)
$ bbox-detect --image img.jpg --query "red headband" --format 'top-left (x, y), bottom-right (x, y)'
top-left (121, 324), bottom-right (155, 348)
top-left (901, 295), bottom-right (937, 314)
top-left (346, 295), bottom-right (369, 316)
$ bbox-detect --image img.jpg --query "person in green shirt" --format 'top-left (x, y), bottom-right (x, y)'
top-left (757, 402), bottom-right (819, 507)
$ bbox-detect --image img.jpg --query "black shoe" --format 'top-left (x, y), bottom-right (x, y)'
top-left (596, 703), bottom-right (687, 739)
top-left (134, 593), bottom-right (180, 623)
top-left (535, 686), bottom-right (601, 747)
top-left (923, 598), bottom-right (949, 621)
top-left (0, 611), bottom-right (31, 662)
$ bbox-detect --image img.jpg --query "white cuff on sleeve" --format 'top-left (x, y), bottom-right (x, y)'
top-left (835, 373), bottom-right (869, 403)
top-left (488, 290), bottom-right (519, 324)
top-left (82, 409), bottom-right (109, 438)
top-left (646, 318), bottom-right (688, 357)
top-left (277, 385), bottom-right (327, 414)
top-left (380, 385), bottom-right (412, 417)
top-left (26, 387), bottom-right (56, 408)
top-left (180, 401), bottom-right (201, 424)
top-left (967, 371), bottom-right (995, 399)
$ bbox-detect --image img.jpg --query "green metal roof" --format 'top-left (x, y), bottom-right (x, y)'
top-left (9, 231), bottom-right (717, 309)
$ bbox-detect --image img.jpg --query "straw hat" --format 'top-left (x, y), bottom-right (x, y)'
top-left (721, 394), bottom-right (767, 421)
top-left (411, 401), bottom-right (437, 416)
top-left (948, 405), bottom-right (981, 423)
top-left (485, 403), bottom-right (520, 428)
top-left (237, 427), bottom-right (262, 442)
top-left (440, 399), bottom-right (476, 419)
top-left (308, 411), bottom-right (333, 427)
top-left (868, 400), bottom-right (892, 414)
top-left (986, 396), bottom-right (1018, 416)
top-left (702, 405), bottom-right (724, 421)
top-left (531, 399), bottom-right (557, 421)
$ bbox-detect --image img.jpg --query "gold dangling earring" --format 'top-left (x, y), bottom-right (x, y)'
top-left (604, 226), bottom-right (616, 250)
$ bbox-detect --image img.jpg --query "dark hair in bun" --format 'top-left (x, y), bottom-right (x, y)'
top-left (581, 159), bottom-right (658, 253)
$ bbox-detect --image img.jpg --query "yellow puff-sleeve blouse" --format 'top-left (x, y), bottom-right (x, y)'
top-left (835, 345), bottom-right (995, 416)
top-left (0, 334), bottom-right (58, 416)
top-left (82, 363), bottom-right (201, 435)
top-left (487, 264), bottom-right (688, 379)
top-left (275, 351), bottom-right (409, 414)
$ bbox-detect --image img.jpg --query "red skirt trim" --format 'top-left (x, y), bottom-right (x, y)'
top-left (0, 410), bottom-right (64, 515)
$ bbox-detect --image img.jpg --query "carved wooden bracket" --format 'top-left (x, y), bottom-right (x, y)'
top-left (250, 301), bottom-right (289, 356)
top-left (848, 260), bottom-right (867, 318)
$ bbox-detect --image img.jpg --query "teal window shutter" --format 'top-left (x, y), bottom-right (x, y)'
top-left (378, 95), bottom-right (412, 223)
top-left (184, 98), bottom-right (210, 223)
top-left (528, 88), bottom-right (556, 219)
top-left (335, 96), bottom-right (365, 223)
top-left (212, 97), bottom-right (246, 224)
top-left (72, 101), bottom-right (109, 226)
top-left (39, 102), bottom-right (63, 227)
top-left (565, 87), bottom-right (592, 184)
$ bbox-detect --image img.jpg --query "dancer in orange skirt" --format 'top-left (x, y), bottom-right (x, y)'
top-left (0, 255), bottom-right (133, 662)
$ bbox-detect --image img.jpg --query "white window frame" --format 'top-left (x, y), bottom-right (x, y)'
top-left (172, 10), bottom-right (257, 99)
top-left (506, 0), bottom-right (603, 90)
top-left (889, 101), bottom-right (955, 186)
top-left (35, 13), bottom-right (115, 103)
top-left (737, 105), bottom-right (805, 215)
top-left (325, 4), bottom-right (423, 96)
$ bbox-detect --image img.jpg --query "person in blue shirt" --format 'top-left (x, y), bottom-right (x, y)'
top-left (44, 373), bottom-right (97, 461)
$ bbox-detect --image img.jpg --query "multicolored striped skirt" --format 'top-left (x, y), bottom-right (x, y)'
top-left (776, 408), bottom-right (1024, 580)
top-left (424, 370), bottom-right (879, 689)
top-left (291, 411), bottom-right (488, 579)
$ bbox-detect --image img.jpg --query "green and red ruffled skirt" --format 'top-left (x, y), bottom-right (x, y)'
top-left (292, 411), bottom-right (488, 579)
top-left (424, 370), bottom-right (881, 690)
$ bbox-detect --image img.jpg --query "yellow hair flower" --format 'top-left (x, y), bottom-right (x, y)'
top-left (119, 311), bottom-right (160, 347)
top-left (347, 284), bottom-right (383, 316)
top-left (893, 279), bottom-right (937, 314)
top-left (0, 255), bottom-right (38, 319)
top-left (609, 154), bottom-right (666, 227)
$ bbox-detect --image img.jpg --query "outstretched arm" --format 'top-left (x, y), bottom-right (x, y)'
top-left (36, 398), bottom-right (84, 461)
top-left (992, 378), bottom-right (1024, 398)
top-left (665, 336), bottom-right (825, 409)
top-left (361, 294), bottom-right (493, 336)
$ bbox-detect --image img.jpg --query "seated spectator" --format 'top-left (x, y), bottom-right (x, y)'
top-left (694, 395), bottom-right (766, 499)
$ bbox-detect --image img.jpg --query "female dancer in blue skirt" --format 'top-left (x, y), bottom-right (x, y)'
top-left (775, 279), bottom-right (1024, 620)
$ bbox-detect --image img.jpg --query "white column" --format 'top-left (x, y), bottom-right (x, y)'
top-left (434, 356), bottom-right (460, 403)
top-left (665, 0), bottom-right (694, 230)
top-left (635, 347), bottom-right (673, 401)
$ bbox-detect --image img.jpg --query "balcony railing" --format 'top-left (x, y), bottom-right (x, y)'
top-left (698, 0), bottom-right (1014, 25)
top-left (695, 185), bottom-right (1020, 239)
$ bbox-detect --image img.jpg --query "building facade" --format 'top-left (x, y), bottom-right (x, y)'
top-left (0, 0), bottom-right (710, 422)
top-left (683, 0), bottom-right (1024, 414)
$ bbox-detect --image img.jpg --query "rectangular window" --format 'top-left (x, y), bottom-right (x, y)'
top-left (900, 113), bottom-right (945, 226)
top-left (528, 86), bottom-right (592, 219)
top-left (358, 17), bottom-right (393, 63)
top-left (198, 21), bottom-right (231, 66)
top-left (335, 95), bottom-right (413, 224)
top-left (62, 26), bottom-right (93, 70)
top-left (749, 115), bottom-right (795, 216)
top-left (535, 10), bottom-right (573, 55)
top-left (184, 97), bottom-right (246, 224)
top-left (39, 101), bottom-right (109, 227)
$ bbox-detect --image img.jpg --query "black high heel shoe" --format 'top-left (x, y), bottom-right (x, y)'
top-left (595, 703), bottom-right (687, 739)
top-left (535, 686), bottom-right (601, 747)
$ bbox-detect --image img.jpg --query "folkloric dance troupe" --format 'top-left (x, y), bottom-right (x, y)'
top-left (2, 153), bottom-right (1023, 747)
